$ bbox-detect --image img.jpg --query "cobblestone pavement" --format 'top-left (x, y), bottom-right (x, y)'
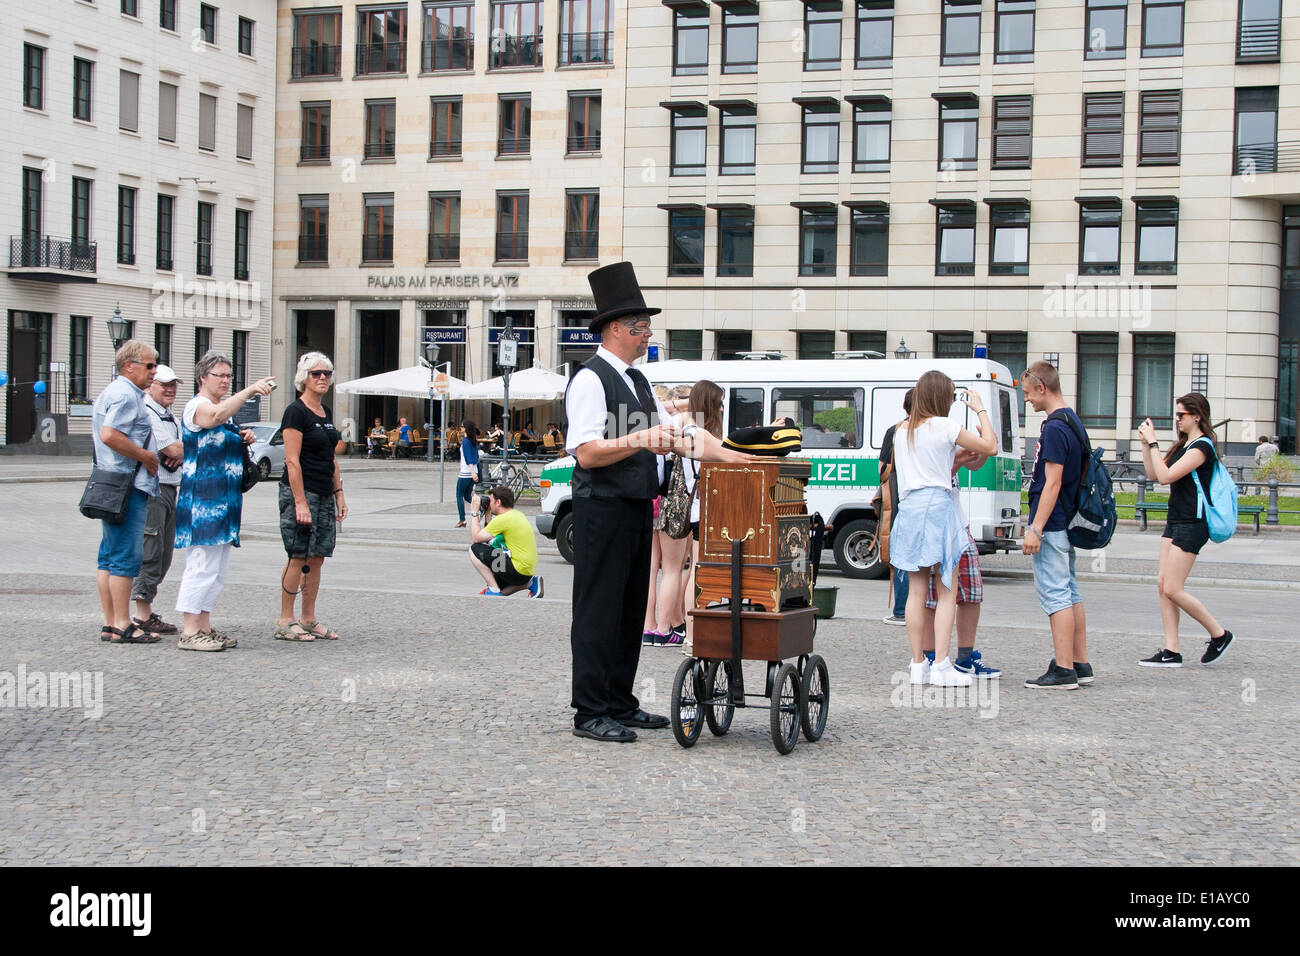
top-left (2, 467), bottom-right (1297, 865)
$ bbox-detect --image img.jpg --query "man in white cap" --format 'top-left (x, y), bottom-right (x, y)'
top-left (131, 364), bottom-right (184, 633)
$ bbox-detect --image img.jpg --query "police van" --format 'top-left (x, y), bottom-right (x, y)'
top-left (535, 356), bottom-right (1025, 578)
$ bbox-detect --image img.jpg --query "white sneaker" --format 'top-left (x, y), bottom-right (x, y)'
top-left (882, 614), bottom-right (907, 626)
top-left (908, 659), bottom-right (931, 684)
top-left (178, 631), bottom-right (225, 652)
top-left (929, 657), bottom-right (972, 687)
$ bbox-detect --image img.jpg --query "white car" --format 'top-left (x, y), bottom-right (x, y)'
top-left (245, 421), bottom-right (285, 480)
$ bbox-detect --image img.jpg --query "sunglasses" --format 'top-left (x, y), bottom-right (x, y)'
top-left (130, 361), bottom-right (158, 370)
top-left (309, 369), bottom-right (334, 379)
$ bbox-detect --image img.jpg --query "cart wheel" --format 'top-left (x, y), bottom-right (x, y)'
top-left (703, 660), bottom-right (735, 736)
top-left (769, 663), bottom-right (801, 755)
top-left (799, 654), bottom-right (829, 742)
top-left (671, 658), bottom-right (704, 748)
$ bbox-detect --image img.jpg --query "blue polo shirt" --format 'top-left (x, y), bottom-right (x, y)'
top-left (92, 376), bottom-right (159, 496)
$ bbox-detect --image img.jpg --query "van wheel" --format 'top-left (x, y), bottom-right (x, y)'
top-left (833, 519), bottom-right (888, 579)
top-left (555, 511), bottom-right (575, 565)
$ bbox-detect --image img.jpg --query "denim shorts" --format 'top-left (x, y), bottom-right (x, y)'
top-left (98, 489), bottom-right (150, 577)
top-left (1032, 529), bottom-right (1082, 616)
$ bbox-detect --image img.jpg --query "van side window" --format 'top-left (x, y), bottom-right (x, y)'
top-left (771, 387), bottom-right (864, 449)
top-left (998, 388), bottom-right (1013, 454)
top-left (729, 388), bottom-right (764, 431)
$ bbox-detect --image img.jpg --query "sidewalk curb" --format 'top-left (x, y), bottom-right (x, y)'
top-left (981, 568), bottom-right (1300, 592)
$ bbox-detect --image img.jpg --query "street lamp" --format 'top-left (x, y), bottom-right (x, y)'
top-left (107, 304), bottom-right (130, 349)
top-left (420, 341), bottom-right (452, 502)
top-left (894, 338), bottom-right (916, 360)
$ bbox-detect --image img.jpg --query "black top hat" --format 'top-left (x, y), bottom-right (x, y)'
top-left (586, 261), bottom-right (662, 333)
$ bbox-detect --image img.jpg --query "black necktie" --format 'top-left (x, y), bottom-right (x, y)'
top-left (625, 367), bottom-right (656, 419)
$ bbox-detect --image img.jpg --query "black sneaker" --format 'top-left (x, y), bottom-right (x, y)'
top-left (1201, 630), bottom-right (1234, 664)
top-left (670, 623), bottom-right (687, 640)
top-left (1024, 661), bottom-right (1079, 690)
top-left (1138, 648), bottom-right (1182, 667)
top-left (1051, 658), bottom-right (1095, 686)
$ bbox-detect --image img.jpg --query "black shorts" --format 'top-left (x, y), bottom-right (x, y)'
top-left (1162, 519), bottom-right (1210, 555)
top-left (471, 541), bottom-right (532, 589)
top-left (690, 521), bottom-right (699, 541)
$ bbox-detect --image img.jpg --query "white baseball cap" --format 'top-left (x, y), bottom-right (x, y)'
top-left (153, 364), bottom-right (179, 384)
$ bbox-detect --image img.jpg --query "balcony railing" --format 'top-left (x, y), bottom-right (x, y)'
top-left (558, 31), bottom-right (613, 66)
top-left (430, 139), bottom-right (462, 158)
top-left (1235, 141), bottom-right (1300, 175)
top-left (291, 44), bottom-right (341, 77)
top-left (495, 232), bottom-right (528, 261)
top-left (1237, 18), bottom-right (1281, 61)
top-left (355, 41), bottom-right (406, 75)
top-left (428, 233), bottom-right (460, 262)
top-left (364, 139), bottom-right (396, 160)
top-left (421, 37), bottom-right (473, 71)
top-left (564, 230), bottom-right (598, 260)
top-left (489, 34), bottom-right (542, 69)
top-left (498, 136), bottom-right (531, 156)
top-left (300, 142), bottom-right (330, 162)
top-left (362, 235), bottom-right (394, 263)
top-left (9, 235), bottom-right (97, 274)
top-left (567, 134), bottom-right (600, 153)
top-left (298, 236), bottom-right (329, 263)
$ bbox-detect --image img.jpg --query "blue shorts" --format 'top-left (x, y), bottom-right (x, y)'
top-left (1032, 529), bottom-right (1082, 616)
top-left (97, 489), bottom-right (150, 577)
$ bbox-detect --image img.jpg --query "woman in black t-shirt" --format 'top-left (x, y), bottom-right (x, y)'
top-left (1137, 392), bottom-right (1234, 667)
top-left (273, 351), bottom-right (348, 642)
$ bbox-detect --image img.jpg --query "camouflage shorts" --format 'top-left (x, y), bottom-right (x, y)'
top-left (278, 484), bottom-right (337, 558)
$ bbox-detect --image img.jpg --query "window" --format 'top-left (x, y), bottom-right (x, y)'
top-left (995, 1), bottom-right (1034, 62)
top-left (234, 209), bottom-right (250, 280)
top-left (669, 330), bottom-right (703, 361)
top-left (428, 191), bottom-right (460, 261)
top-left (851, 97), bottom-right (890, 172)
top-left (848, 330), bottom-right (887, 355)
top-left (231, 331), bottom-right (248, 392)
top-left (798, 331), bottom-right (835, 361)
top-left (986, 331), bottom-right (1027, 415)
top-left (72, 178), bottom-right (92, 250)
top-left (942, 0), bottom-right (981, 65)
top-left (1138, 90), bottom-right (1180, 165)
top-left (495, 191), bottom-right (529, 261)
top-left (565, 189), bottom-right (599, 261)
top-left (156, 194), bottom-right (174, 270)
top-left (1133, 334), bottom-right (1175, 427)
top-left (804, 4), bottom-right (842, 71)
top-left (849, 203), bottom-right (888, 276)
top-left (667, 207), bottom-right (705, 276)
top-left (668, 105), bottom-right (707, 176)
top-left (1142, 0), bottom-right (1183, 56)
top-left (365, 98), bottom-right (396, 159)
top-left (560, 0), bottom-right (612, 66)
top-left (798, 205), bottom-right (837, 277)
top-left (198, 92), bottom-right (217, 151)
top-left (1077, 333), bottom-right (1118, 428)
top-left (674, 7), bottom-right (708, 76)
top-left (1085, 0), bottom-right (1126, 58)
top-left (158, 81), bottom-right (177, 142)
top-left (119, 70), bottom-right (139, 132)
top-left (1235, 86), bottom-right (1278, 174)
top-left (718, 103), bottom-right (756, 175)
top-left (934, 201), bottom-right (976, 276)
top-left (722, 5), bottom-right (759, 73)
top-left (935, 331), bottom-right (974, 358)
top-left (301, 102), bottom-right (330, 161)
top-left (1134, 198), bottom-right (1178, 274)
top-left (196, 201), bottom-right (213, 275)
top-left (937, 95), bottom-right (978, 171)
top-left (1238, 0), bottom-right (1282, 62)
top-left (21, 168), bottom-right (41, 257)
top-left (771, 387), bottom-right (864, 449)
top-left (298, 195), bottom-right (329, 263)
top-left (718, 331), bottom-right (754, 361)
top-left (717, 206), bottom-right (754, 277)
top-left (160, 0), bottom-right (176, 31)
top-left (987, 200), bottom-right (1030, 276)
top-left (363, 193), bottom-right (395, 263)
top-left (194, 326), bottom-right (211, 365)
top-left (855, 1), bottom-right (893, 68)
top-left (116, 186), bottom-right (136, 265)
top-left (1078, 199), bottom-right (1121, 275)
top-left (568, 92), bottom-right (601, 152)
top-left (357, 5), bottom-right (408, 74)
top-left (498, 94), bottom-right (531, 155)
top-left (490, 1), bottom-right (543, 69)
top-left (200, 4), bottom-right (217, 44)
top-left (293, 10), bottom-right (342, 77)
top-left (239, 16), bottom-right (254, 55)
top-left (23, 44), bottom-right (44, 110)
top-left (154, 324), bottom-right (172, 368)
top-left (800, 100), bottom-right (840, 174)
top-left (1082, 91), bottom-right (1123, 167)
top-left (430, 96), bottom-right (462, 157)
top-left (122, 0), bottom-right (139, 17)
top-left (236, 103), bottom-right (254, 160)
top-left (69, 316), bottom-right (89, 403)
top-left (73, 58), bottom-right (93, 121)
top-left (992, 95), bottom-right (1032, 169)
top-left (423, 1), bottom-right (474, 71)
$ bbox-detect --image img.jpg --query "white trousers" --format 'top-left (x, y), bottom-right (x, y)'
top-left (175, 543), bottom-right (233, 614)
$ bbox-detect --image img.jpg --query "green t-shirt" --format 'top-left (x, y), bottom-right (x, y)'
top-left (484, 508), bottom-right (538, 576)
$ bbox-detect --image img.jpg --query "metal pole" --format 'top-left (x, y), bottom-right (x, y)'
top-left (439, 392), bottom-right (447, 502)
top-left (502, 367), bottom-right (510, 467)
top-left (1267, 478), bottom-right (1280, 525)
top-left (427, 389), bottom-right (435, 462)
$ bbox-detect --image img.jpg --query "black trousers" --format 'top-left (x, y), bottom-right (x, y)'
top-left (570, 495), bottom-right (653, 727)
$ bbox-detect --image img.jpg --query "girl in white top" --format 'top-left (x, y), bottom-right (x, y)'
top-left (891, 370), bottom-right (997, 686)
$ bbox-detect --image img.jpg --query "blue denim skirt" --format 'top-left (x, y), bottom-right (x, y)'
top-left (889, 486), bottom-right (968, 591)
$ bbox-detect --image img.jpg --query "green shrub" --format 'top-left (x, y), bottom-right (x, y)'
top-left (1255, 454), bottom-right (1296, 484)
top-left (812, 407), bottom-right (857, 434)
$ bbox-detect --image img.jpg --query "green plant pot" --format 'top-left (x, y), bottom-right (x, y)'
top-left (812, 585), bottom-right (838, 619)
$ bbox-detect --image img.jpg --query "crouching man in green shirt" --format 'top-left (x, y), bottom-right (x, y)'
top-left (468, 484), bottom-right (543, 598)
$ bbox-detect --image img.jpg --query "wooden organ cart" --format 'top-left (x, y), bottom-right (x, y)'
top-left (670, 458), bottom-right (830, 754)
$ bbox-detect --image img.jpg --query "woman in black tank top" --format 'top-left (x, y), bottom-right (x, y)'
top-left (1136, 393), bottom-right (1234, 667)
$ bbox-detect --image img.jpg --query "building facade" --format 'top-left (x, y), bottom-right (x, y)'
top-left (3, 0), bottom-right (277, 449)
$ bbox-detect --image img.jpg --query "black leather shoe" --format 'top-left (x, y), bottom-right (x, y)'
top-left (573, 717), bottom-right (637, 743)
top-left (613, 709), bottom-right (669, 730)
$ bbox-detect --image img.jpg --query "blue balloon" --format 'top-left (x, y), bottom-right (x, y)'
top-left (0, 371), bottom-right (8, 387)
top-left (33, 380), bottom-right (46, 395)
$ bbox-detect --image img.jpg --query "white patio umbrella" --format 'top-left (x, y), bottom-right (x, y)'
top-left (334, 364), bottom-right (467, 399)
top-left (450, 365), bottom-right (569, 405)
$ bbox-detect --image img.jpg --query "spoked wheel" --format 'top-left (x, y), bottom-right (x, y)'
top-left (703, 660), bottom-right (735, 736)
top-left (799, 654), bottom-right (829, 742)
top-left (671, 658), bottom-right (705, 748)
top-left (769, 662), bottom-right (801, 755)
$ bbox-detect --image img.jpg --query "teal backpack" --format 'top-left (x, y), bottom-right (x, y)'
top-left (1189, 437), bottom-right (1239, 543)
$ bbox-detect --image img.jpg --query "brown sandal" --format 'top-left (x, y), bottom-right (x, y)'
top-left (273, 621), bottom-right (315, 642)
top-left (300, 620), bottom-right (339, 640)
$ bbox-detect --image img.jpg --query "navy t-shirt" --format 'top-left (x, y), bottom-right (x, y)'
top-left (1028, 408), bottom-right (1085, 532)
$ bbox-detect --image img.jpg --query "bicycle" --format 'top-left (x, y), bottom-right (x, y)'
top-left (486, 459), bottom-right (539, 498)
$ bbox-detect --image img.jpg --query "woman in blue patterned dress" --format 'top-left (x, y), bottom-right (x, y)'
top-left (173, 350), bottom-right (275, 651)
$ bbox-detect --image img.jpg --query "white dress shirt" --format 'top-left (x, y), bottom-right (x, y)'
top-left (564, 346), bottom-right (673, 455)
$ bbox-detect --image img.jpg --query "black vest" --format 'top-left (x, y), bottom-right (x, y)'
top-left (569, 354), bottom-right (660, 500)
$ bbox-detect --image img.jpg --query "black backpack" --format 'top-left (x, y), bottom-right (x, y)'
top-left (1046, 410), bottom-right (1117, 550)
